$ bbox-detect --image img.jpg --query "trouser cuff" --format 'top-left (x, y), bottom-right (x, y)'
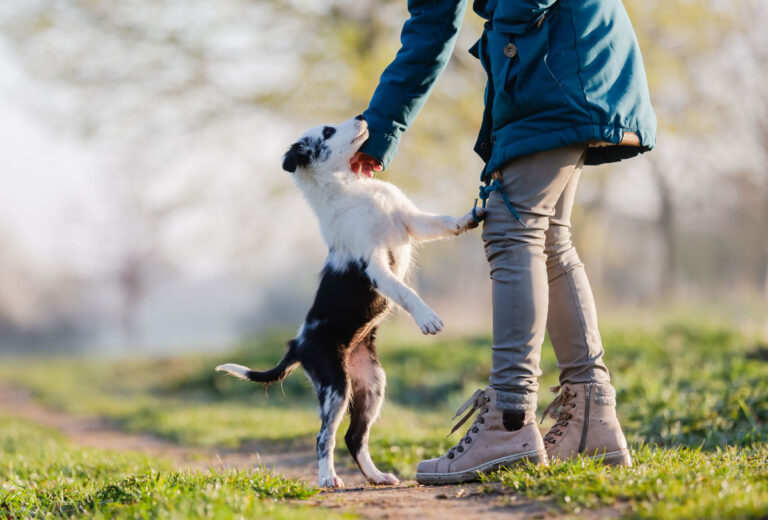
top-left (494, 390), bottom-right (538, 411)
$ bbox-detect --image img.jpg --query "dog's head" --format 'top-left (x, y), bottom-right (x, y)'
top-left (282, 115), bottom-right (368, 176)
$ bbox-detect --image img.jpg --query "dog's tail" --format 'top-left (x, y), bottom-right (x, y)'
top-left (215, 341), bottom-right (300, 384)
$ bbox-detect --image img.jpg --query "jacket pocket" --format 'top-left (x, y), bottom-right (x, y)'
top-left (486, 29), bottom-right (523, 127)
top-left (511, 12), bottom-right (574, 114)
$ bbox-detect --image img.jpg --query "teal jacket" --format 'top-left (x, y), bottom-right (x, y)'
top-left (361, 0), bottom-right (656, 174)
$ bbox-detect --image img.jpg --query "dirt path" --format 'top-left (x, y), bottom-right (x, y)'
top-left (0, 385), bottom-right (559, 519)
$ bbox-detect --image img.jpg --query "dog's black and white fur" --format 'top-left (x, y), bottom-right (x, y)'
top-left (216, 115), bottom-right (484, 488)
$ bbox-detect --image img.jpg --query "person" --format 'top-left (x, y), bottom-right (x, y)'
top-left (350, 0), bottom-right (656, 484)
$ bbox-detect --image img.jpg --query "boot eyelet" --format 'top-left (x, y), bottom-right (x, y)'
top-left (485, 397), bottom-right (491, 403)
top-left (457, 446), bottom-right (464, 453)
top-left (556, 431), bottom-right (563, 436)
top-left (479, 418), bottom-right (485, 424)
top-left (466, 438), bottom-right (472, 444)
top-left (472, 427), bottom-right (479, 433)
top-left (447, 452), bottom-right (454, 459)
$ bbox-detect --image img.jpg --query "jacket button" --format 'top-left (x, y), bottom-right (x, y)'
top-left (504, 43), bottom-right (517, 58)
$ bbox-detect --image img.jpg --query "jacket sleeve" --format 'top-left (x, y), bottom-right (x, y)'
top-left (361, 0), bottom-right (469, 170)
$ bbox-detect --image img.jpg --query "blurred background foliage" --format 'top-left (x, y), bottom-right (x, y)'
top-left (0, 0), bottom-right (766, 354)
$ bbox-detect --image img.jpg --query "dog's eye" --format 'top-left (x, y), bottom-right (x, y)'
top-left (322, 126), bottom-right (336, 140)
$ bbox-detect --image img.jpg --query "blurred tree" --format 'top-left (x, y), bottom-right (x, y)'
top-left (0, 0), bottom-right (487, 345)
top-left (2, 0), bottom-right (767, 346)
top-left (0, 230), bottom-right (89, 353)
top-left (718, 0), bottom-right (768, 333)
top-left (624, 0), bottom-right (734, 299)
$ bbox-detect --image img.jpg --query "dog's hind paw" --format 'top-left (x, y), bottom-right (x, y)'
top-left (368, 472), bottom-right (399, 486)
top-left (319, 475), bottom-right (344, 488)
top-left (413, 306), bottom-right (444, 335)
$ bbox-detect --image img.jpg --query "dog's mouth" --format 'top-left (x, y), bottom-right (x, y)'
top-left (351, 128), bottom-right (369, 145)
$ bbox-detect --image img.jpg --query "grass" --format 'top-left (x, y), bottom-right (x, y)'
top-left (0, 416), bottom-right (335, 519)
top-left (486, 445), bottom-right (768, 519)
top-left (1, 319), bottom-right (767, 517)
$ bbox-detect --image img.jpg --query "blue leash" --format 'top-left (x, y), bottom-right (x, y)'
top-left (472, 178), bottom-right (527, 228)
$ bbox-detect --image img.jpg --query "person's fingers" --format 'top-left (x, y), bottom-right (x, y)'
top-left (349, 155), bottom-right (362, 176)
top-left (349, 153), bottom-right (381, 177)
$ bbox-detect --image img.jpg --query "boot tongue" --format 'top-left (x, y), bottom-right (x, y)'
top-left (448, 389), bottom-right (487, 436)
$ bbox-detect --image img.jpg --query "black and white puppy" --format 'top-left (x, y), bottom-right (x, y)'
top-left (216, 115), bottom-right (483, 488)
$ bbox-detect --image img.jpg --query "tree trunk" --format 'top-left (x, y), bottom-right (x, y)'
top-left (118, 256), bottom-right (145, 351)
top-left (763, 246), bottom-right (768, 341)
top-left (650, 159), bottom-right (676, 300)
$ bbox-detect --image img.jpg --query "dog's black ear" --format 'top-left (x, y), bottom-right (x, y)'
top-left (282, 142), bottom-right (310, 173)
top-left (282, 145), bottom-right (298, 173)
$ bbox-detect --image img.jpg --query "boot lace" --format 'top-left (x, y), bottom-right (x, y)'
top-left (444, 389), bottom-right (491, 460)
top-left (541, 386), bottom-right (577, 444)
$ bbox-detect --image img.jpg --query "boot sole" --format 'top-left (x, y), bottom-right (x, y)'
top-left (415, 449), bottom-right (547, 485)
top-left (588, 449), bottom-right (632, 467)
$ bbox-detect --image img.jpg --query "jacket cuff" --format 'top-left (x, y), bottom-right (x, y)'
top-left (359, 128), bottom-right (400, 171)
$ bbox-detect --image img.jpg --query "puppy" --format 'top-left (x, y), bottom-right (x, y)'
top-left (216, 115), bottom-right (484, 488)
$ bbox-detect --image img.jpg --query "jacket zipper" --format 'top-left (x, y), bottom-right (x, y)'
top-left (578, 384), bottom-right (591, 454)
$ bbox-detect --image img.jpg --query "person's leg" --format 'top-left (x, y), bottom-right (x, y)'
top-left (482, 143), bottom-right (588, 409)
top-left (541, 174), bottom-right (631, 466)
top-left (544, 169), bottom-right (611, 385)
top-left (415, 144), bottom-right (585, 485)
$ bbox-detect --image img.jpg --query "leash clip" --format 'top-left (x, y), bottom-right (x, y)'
top-left (472, 179), bottom-right (527, 228)
top-left (471, 198), bottom-right (485, 223)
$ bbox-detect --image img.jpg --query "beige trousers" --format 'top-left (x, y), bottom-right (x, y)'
top-left (481, 144), bottom-right (610, 411)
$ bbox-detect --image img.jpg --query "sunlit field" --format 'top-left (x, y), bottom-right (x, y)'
top-left (1, 320), bottom-right (766, 518)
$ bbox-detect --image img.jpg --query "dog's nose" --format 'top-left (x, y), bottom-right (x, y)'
top-left (355, 114), bottom-right (365, 121)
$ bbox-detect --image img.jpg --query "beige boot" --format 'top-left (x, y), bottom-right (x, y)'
top-left (542, 383), bottom-right (632, 466)
top-left (416, 387), bottom-right (547, 485)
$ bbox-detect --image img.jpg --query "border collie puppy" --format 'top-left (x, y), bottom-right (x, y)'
top-left (216, 115), bottom-right (484, 488)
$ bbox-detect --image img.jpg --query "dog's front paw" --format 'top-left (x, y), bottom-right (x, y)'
top-left (455, 209), bottom-right (485, 233)
top-left (413, 306), bottom-right (444, 335)
top-left (319, 475), bottom-right (344, 488)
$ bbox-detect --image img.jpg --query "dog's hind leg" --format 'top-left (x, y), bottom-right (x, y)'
top-left (345, 334), bottom-right (399, 485)
top-left (309, 360), bottom-right (349, 488)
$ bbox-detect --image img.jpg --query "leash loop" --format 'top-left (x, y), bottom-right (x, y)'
top-left (471, 178), bottom-right (527, 228)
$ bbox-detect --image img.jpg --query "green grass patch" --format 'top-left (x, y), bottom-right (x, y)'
top-left (1, 320), bottom-right (767, 517)
top-left (0, 416), bottom-right (331, 519)
top-left (487, 444), bottom-right (768, 519)
top-left (4, 322), bottom-right (764, 453)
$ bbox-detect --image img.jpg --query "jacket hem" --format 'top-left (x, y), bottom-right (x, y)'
top-left (486, 124), bottom-right (655, 171)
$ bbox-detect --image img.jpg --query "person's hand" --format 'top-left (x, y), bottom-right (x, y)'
top-left (350, 152), bottom-right (383, 178)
